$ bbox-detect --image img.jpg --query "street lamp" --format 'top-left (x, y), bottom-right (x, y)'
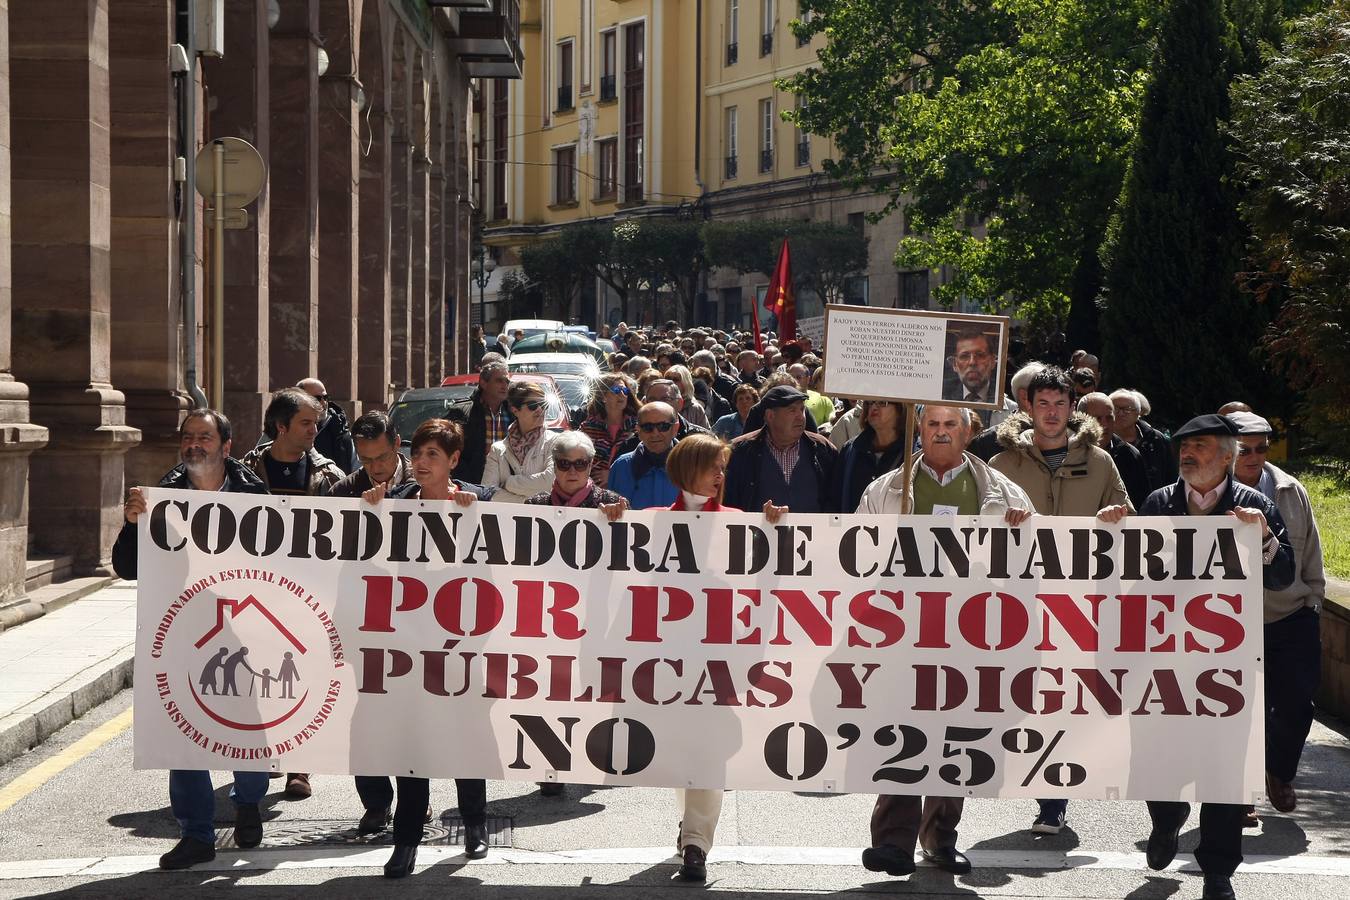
top-left (471, 244), bottom-right (496, 335)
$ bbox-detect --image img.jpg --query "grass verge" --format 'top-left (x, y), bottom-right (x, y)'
top-left (1283, 458), bottom-right (1350, 580)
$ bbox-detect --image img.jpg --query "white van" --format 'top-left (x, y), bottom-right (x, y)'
top-left (501, 319), bottom-right (565, 348)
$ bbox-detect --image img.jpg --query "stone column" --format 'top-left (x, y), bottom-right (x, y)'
top-left (267, 1), bottom-right (320, 390)
top-left (202, 0), bottom-right (271, 450)
top-left (317, 72), bottom-right (360, 414)
top-left (10, 1), bottom-right (141, 574)
top-left (110, 0), bottom-right (190, 490)
top-left (0, 0), bottom-right (50, 610)
top-left (429, 164), bottom-right (447, 382)
top-left (388, 136), bottom-right (411, 395)
top-left (409, 152), bottom-right (430, 388)
top-left (356, 108), bottom-right (390, 409)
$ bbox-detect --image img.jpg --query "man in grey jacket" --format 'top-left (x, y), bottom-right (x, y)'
top-left (1228, 411), bottom-right (1324, 816)
top-left (856, 405), bottom-right (1033, 880)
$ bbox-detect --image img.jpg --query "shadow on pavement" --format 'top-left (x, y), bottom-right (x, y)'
top-left (106, 782), bottom-right (288, 840)
top-left (1123, 874), bottom-right (1185, 898)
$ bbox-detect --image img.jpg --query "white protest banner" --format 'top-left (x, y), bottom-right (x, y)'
top-left (821, 304), bottom-right (1010, 408)
top-left (796, 315), bottom-right (825, 349)
top-left (134, 491), bottom-right (1264, 803)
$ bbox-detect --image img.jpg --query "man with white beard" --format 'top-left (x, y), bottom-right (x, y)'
top-left (112, 410), bottom-right (272, 870)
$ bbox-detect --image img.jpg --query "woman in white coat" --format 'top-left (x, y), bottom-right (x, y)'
top-left (482, 380), bottom-right (559, 502)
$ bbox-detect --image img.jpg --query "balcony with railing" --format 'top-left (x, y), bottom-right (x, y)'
top-left (726, 42), bottom-right (739, 65)
top-left (725, 156), bottom-right (738, 180)
top-left (599, 74), bottom-right (616, 102)
top-left (557, 84), bottom-right (574, 112)
top-left (448, 0), bottom-right (523, 79)
top-left (795, 140), bottom-right (810, 167)
top-left (759, 148), bottom-right (773, 173)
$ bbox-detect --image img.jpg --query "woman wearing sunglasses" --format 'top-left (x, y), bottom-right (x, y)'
top-left (579, 373), bottom-right (639, 488)
top-left (482, 380), bottom-right (559, 502)
top-left (360, 418), bottom-right (493, 878)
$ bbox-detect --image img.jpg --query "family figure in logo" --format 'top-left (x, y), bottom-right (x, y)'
top-left (197, 647), bottom-right (300, 700)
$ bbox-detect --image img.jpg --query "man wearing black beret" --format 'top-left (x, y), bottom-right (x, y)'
top-left (724, 386), bottom-right (841, 515)
top-left (1137, 413), bottom-right (1295, 900)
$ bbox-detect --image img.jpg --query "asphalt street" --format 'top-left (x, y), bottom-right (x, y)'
top-left (1, 688), bottom-right (1348, 899)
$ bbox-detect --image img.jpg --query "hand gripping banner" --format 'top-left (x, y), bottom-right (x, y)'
top-left (133, 490), bottom-right (1265, 803)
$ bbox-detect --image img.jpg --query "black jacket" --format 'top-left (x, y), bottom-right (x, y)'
top-left (448, 389), bottom-right (511, 485)
top-left (111, 458), bottom-right (268, 581)
top-left (1141, 474), bottom-right (1295, 591)
top-left (724, 428), bottom-right (841, 513)
top-left (314, 401), bottom-right (357, 474)
top-left (389, 479), bottom-right (497, 501)
top-left (328, 453), bottom-right (413, 498)
top-left (1108, 435), bottom-right (1151, 512)
top-left (1131, 419), bottom-right (1177, 492)
top-left (836, 427), bottom-right (905, 513)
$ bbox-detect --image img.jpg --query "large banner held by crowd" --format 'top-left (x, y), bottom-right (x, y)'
top-left (134, 491), bottom-right (1265, 803)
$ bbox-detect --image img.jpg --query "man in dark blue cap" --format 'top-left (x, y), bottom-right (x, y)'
top-left (725, 385), bottom-right (840, 515)
top-left (1137, 413), bottom-right (1295, 900)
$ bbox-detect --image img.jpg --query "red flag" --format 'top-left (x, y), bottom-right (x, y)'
top-left (764, 238), bottom-right (796, 343)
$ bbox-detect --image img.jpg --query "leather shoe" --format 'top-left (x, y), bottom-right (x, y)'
top-left (1242, 805), bottom-right (1259, 829)
top-left (358, 806), bottom-right (391, 836)
top-left (1146, 805), bottom-right (1188, 871)
top-left (921, 845), bottom-right (972, 875)
top-left (1266, 771), bottom-right (1297, 813)
top-left (676, 845), bottom-right (707, 882)
top-left (861, 844), bottom-right (916, 877)
top-left (384, 843), bottom-right (418, 878)
top-left (159, 836), bottom-right (216, 870)
top-left (284, 772), bottom-right (311, 799)
top-left (1202, 873), bottom-right (1236, 899)
top-left (234, 803), bottom-right (263, 849)
top-left (464, 822), bottom-right (489, 859)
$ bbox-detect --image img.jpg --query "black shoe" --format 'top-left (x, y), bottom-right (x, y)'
top-left (538, 781), bottom-right (565, 797)
top-left (676, 845), bottom-right (707, 882)
top-left (920, 845), bottom-right (972, 875)
top-left (1202, 873), bottom-right (1236, 900)
top-left (234, 803), bottom-right (263, 849)
top-left (284, 772), bottom-right (311, 799)
top-left (464, 823), bottom-right (489, 859)
top-left (384, 844), bottom-right (418, 878)
top-left (159, 836), bottom-right (216, 870)
top-left (861, 844), bottom-right (916, 877)
top-left (358, 806), bottom-right (392, 836)
top-left (1146, 805), bottom-right (1188, 871)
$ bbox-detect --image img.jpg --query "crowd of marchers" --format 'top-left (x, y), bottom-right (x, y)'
top-left (114, 321), bottom-right (1323, 900)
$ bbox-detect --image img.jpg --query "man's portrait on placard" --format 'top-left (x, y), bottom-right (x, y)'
top-left (941, 323), bottom-right (1001, 404)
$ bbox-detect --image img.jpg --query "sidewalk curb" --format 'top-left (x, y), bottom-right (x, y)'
top-left (0, 651), bottom-right (134, 769)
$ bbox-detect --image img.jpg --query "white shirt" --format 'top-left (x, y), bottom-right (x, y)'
top-left (918, 456), bottom-right (969, 487)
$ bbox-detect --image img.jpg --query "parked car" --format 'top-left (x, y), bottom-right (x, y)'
top-left (506, 331), bottom-right (607, 363)
top-left (388, 373), bottom-right (570, 442)
top-left (502, 319), bottom-right (564, 344)
top-left (507, 352), bottom-right (603, 381)
top-left (545, 372), bottom-right (601, 427)
top-left (435, 373), bottom-right (480, 401)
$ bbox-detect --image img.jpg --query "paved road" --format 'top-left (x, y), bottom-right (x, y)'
top-left (1, 689), bottom-right (1348, 898)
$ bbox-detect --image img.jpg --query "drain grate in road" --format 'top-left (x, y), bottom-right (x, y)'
top-left (214, 814), bottom-right (514, 850)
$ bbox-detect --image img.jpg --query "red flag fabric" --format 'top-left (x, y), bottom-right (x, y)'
top-left (764, 238), bottom-right (796, 343)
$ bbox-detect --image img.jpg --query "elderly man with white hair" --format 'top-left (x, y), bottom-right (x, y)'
top-left (856, 404), bottom-right (1032, 881)
top-left (1109, 388), bottom-right (1176, 491)
top-left (1227, 410), bottom-right (1324, 824)
top-left (1136, 413), bottom-right (1295, 900)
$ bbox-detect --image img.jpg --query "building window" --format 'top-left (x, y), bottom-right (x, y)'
top-left (597, 138), bottom-right (618, 199)
top-left (557, 40), bottom-right (574, 111)
top-left (623, 22), bottom-right (645, 203)
top-left (554, 145), bottom-right (577, 204)
top-left (727, 0), bottom-right (739, 65)
top-left (796, 2), bottom-right (813, 47)
top-left (794, 96), bottom-right (809, 167)
top-left (843, 275), bottom-right (870, 306)
top-left (898, 270), bottom-right (931, 309)
top-left (491, 79), bottom-right (509, 221)
top-left (848, 211), bottom-right (865, 234)
top-left (759, 98), bottom-right (774, 173)
top-left (600, 31), bottom-right (617, 101)
top-left (760, 0), bottom-right (774, 56)
top-left (725, 106), bottom-right (738, 180)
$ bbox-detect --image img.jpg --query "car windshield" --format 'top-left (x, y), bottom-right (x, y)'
top-left (550, 377), bottom-right (595, 409)
top-left (509, 359), bottom-right (599, 378)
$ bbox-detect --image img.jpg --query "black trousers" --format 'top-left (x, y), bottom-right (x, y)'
top-left (355, 776), bottom-right (487, 846)
top-left (1265, 607), bottom-right (1321, 782)
top-left (1146, 801), bottom-right (1244, 878)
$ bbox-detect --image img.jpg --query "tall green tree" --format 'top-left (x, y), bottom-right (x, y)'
top-left (786, 0), bottom-right (1157, 342)
top-left (702, 219), bottom-right (869, 309)
top-left (1097, 0), bottom-right (1265, 428)
top-left (520, 235), bottom-right (587, 322)
top-left (1228, 0), bottom-right (1350, 448)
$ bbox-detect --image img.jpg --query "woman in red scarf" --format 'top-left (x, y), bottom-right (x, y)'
top-left (524, 431), bottom-right (628, 515)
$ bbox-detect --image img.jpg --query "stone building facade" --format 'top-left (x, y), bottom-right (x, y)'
top-left (0, 0), bottom-right (521, 612)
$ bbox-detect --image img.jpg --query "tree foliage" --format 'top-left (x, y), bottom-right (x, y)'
top-left (702, 219), bottom-right (869, 306)
top-left (785, 0), bottom-right (1157, 340)
top-left (1228, 0), bottom-right (1350, 448)
top-left (520, 235), bottom-right (587, 322)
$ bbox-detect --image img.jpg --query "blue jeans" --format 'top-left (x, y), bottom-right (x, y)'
top-left (168, 769), bottom-right (270, 844)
